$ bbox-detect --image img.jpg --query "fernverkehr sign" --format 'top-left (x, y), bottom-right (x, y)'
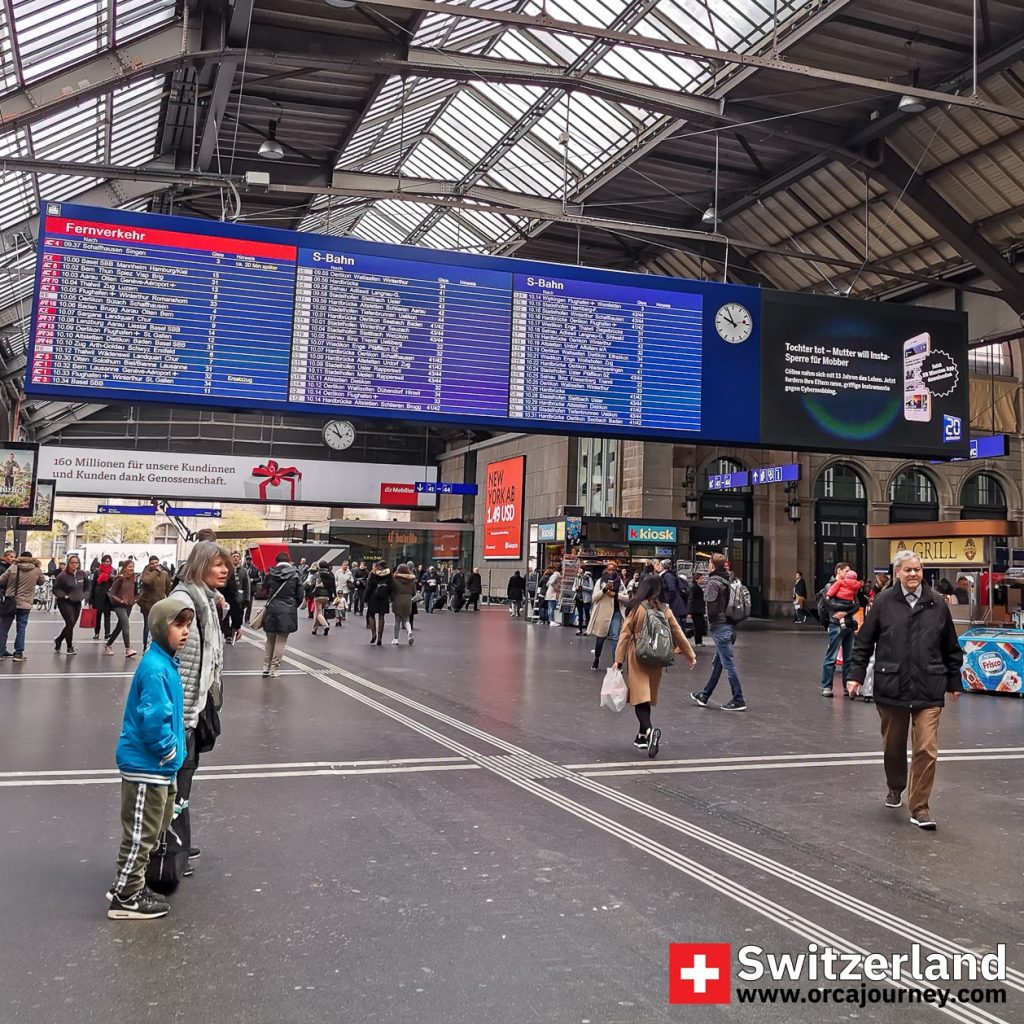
top-left (38, 446), bottom-right (438, 507)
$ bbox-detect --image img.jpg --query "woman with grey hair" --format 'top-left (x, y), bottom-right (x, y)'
top-left (169, 540), bottom-right (231, 874)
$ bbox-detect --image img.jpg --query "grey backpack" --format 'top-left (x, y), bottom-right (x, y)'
top-left (634, 602), bottom-right (675, 668)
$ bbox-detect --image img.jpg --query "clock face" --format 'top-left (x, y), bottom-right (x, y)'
top-left (714, 303), bottom-right (753, 344)
top-left (322, 420), bottom-right (356, 451)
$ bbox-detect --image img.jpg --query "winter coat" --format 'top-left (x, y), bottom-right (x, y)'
top-left (544, 571), bottom-right (562, 602)
top-left (574, 573), bottom-right (594, 605)
top-left (848, 584), bottom-right (963, 709)
top-left (0, 556), bottom-right (43, 611)
top-left (337, 568), bottom-right (354, 593)
top-left (115, 643), bottom-right (186, 784)
top-left (705, 569), bottom-right (733, 627)
top-left (52, 569), bottom-right (87, 604)
top-left (232, 563), bottom-right (252, 606)
top-left (658, 569), bottom-right (687, 623)
top-left (687, 581), bottom-right (706, 617)
top-left (261, 563), bottom-right (304, 634)
top-left (365, 568), bottom-right (394, 616)
top-left (466, 571), bottom-right (482, 596)
top-left (353, 568), bottom-right (368, 592)
top-left (614, 601), bottom-right (693, 706)
top-left (108, 573), bottom-right (138, 608)
top-left (586, 575), bottom-right (627, 639)
top-left (138, 565), bottom-right (172, 614)
top-left (88, 565), bottom-right (115, 611)
top-left (391, 569), bottom-right (418, 618)
top-left (506, 574), bottom-right (526, 600)
top-left (306, 568), bottom-right (337, 601)
top-left (170, 581), bottom-right (225, 730)
top-left (449, 571), bottom-right (465, 596)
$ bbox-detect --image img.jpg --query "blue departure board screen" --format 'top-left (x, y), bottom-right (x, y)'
top-left (27, 202), bottom-right (970, 458)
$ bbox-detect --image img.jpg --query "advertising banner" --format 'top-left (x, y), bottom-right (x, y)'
top-left (81, 544), bottom-right (178, 568)
top-left (484, 455), bottom-right (525, 559)
top-left (761, 292), bottom-right (969, 459)
top-left (960, 629), bottom-right (1024, 695)
top-left (18, 479), bottom-right (54, 530)
top-left (37, 445), bottom-right (437, 507)
top-left (889, 537), bottom-right (985, 565)
top-left (0, 442), bottom-right (39, 518)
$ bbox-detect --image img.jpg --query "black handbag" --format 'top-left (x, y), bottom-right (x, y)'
top-left (194, 699), bottom-right (221, 754)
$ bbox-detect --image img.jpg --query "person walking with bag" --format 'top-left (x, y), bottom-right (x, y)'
top-left (53, 554), bottom-right (87, 654)
top-left (0, 552), bottom-right (43, 662)
top-left (105, 560), bottom-right (139, 658)
top-left (390, 562), bottom-right (418, 645)
top-left (88, 554), bottom-right (116, 643)
top-left (364, 562), bottom-right (393, 645)
top-left (613, 573), bottom-right (696, 757)
top-left (687, 571), bottom-right (707, 646)
top-left (586, 561), bottom-right (627, 670)
top-left (506, 570), bottom-right (526, 618)
top-left (691, 553), bottom-right (747, 711)
top-left (257, 552), bottom-right (304, 675)
top-left (138, 556), bottom-right (172, 651)
top-left (574, 570), bottom-right (594, 634)
top-left (308, 562), bottom-right (337, 636)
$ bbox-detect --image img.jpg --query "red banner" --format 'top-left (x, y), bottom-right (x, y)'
top-left (484, 455), bottom-right (525, 559)
top-left (380, 482), bottom-right (418, 507)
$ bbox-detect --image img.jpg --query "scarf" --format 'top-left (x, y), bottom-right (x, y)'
top-left (96, 564), bottom-right (113, 585)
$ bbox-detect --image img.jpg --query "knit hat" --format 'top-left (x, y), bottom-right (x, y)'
top-left (147, 596), bottom-right (193, 655)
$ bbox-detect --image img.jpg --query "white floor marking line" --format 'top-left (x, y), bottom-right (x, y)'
top-left (0, 669), bottom-right (305, 679)
top-left (0, 756), bottom-right (469, 779)
top-left (583, 753), bottom-right (1024, 777)
top-left (0, 764), bottom-right (480, 787)
top-left (566, 746), bottom-right (1024, 770)
top-left (256, 639), bottom-right (1019, 1021)
top-left (260, 641), bottom-right (1010, 1024)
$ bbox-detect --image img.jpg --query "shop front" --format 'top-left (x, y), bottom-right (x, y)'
top-left (324, 520), bottom-right (474, 568)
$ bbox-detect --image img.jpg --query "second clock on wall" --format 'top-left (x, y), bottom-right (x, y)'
top-left (322, 420), bottom-right (356, 450)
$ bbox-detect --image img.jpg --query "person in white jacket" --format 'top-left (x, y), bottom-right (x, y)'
top-left (544, 568), bottom-right (562, 626)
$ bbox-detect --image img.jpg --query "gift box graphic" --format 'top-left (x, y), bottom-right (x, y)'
top-left (246, 459), bottom-right (303, 501)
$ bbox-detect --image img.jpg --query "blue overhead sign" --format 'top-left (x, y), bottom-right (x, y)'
top-left (707, 471), bottom-right (750, 491)
top-left (750, 463), bottom-right (800, 485)
top-left (165, 507), bottom-right (222, 518)
top-left (932, 435), bottom-right (1009, 463)
top-left (98, 504), bottom-right (157, 515)
top-left (414, 481), bottom-right (478, 496)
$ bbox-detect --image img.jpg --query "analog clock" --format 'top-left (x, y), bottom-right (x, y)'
top-left (322, 420), bottom-right (356, 451)
top-left (714, 303), bottom-right (753, 344)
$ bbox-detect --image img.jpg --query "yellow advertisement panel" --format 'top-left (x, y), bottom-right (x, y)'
top-left (889, 537), bottom-right (984, 565)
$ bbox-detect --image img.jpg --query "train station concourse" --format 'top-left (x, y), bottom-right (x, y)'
top-left (2, 0), bottom-right (1024, 1020)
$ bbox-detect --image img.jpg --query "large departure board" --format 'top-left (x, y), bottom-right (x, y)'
top-left (27, 203), bottom-right (970, 458)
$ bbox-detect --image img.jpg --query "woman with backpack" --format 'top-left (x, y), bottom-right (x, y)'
top-left (613, 573), bottom-right (695, 758)
top-left (307, 562), bottom-right (337, 636)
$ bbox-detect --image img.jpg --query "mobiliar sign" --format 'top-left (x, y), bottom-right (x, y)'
top-left (484, 455), bottom-right (525, 559)
top-left (37, 446), bottom-right (438, 508)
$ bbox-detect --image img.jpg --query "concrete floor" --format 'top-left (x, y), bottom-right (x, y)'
top-left (1, 606), bottom-right (1022, 1024)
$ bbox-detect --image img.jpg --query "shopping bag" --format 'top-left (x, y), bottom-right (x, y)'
top-left (80, 606), bottom-right (97, 630)
top-left (861, 654), bottom-right (875, 699)
top-left (600, 666), bottom-right (628, 712)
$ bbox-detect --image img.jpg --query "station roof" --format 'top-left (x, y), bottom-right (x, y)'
top-left (1, 0), bottom-right (1023, 439)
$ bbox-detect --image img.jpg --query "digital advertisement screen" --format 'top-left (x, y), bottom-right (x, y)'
top-left (27, 203), bottom-right (969, 459)
top-left (17, 479), bottom-right (54, 530)
top-left (484, 455), bottom-right (525, 559)
top-left (760, 292), bottom-right (969, 459)
top-left (0, 442), bottom-right (39, 518)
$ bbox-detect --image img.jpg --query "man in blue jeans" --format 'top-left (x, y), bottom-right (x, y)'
top-left (0, 552), bottom-right (44, 662)
top-left (818, 562), bottom-right (855, 697)
top-left (691, 553), bottom-right (747, 711)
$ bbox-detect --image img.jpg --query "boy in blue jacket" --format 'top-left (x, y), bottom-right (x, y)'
top-left (108, 596), bottom-right (193, 920)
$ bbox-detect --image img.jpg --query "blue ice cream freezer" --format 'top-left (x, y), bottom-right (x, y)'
top-left (959, 628), bottom-right (1024, 696)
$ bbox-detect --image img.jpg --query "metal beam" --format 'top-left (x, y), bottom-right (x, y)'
top-left (0, 23), bottom-right (188, 132)
top-left (872, 145), bottom-right (1024, 312)
top-left (359, 0), bottom-right (1024, 121)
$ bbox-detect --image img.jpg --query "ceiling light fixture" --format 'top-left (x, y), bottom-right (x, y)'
top-left (702, 205), bottom-right (718, 227)
top-left (258, 120), bottom-right (284, 160)
top-left (898, 65), bottom-right (926, 114)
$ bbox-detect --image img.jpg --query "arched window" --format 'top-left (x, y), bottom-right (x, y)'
top-left (704, 456), bottom-right (749, 492)
top-left (154, 523), bottom-right (178, 545)
top-left (960, 473), bottom-right (1008, 520)
top-left (814, 464), bottom-right (866, 500)
top-left (74, 520), bottom-right (91, 549)
top-left (889, 469), bottom-right (939, 523)
top-left (52, 520), bottom-right (69, 559)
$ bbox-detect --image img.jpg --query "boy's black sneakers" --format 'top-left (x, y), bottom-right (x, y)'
top-left (721, 698), bottom-right (748, 712)
top-left (107, 887), bottom-right (170, 920)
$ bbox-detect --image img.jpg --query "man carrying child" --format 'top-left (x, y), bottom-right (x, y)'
top-left (107, 597), bottom-right (193, 920)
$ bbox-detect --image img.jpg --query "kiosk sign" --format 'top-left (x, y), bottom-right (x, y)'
top-left (627, 524), bottom-right (678, 543)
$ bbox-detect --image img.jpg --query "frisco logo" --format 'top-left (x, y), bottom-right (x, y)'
top-left (979, 654), bottom-right (1005, 676)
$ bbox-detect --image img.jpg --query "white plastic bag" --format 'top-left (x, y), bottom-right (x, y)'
top-left (861, 653), bottom-right (875, 699)
top-left (600, 666), bottom-right (628, 712)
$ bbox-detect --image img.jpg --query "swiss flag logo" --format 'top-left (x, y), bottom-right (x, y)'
top-left (669, 943), bottom-right (731, 1004)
